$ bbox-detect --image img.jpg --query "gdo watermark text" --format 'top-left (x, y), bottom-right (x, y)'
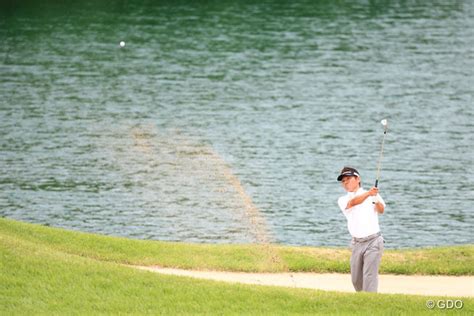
top-left (426, 300), bottom-right (463, 309)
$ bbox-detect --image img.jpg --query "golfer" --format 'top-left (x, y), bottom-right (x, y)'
top-left (337, 166), bottom-right (385, 293)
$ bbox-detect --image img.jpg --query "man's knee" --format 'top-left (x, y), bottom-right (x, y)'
top-left (362, 274), bottom-right (378, 292)
top-left (351, 261), bottom-right (364, 292)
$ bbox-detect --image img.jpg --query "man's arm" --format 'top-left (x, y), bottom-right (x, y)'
top-left (346, 187), bottom-right (384, 214)
top-left (374, 199), bottom-right (384, 214)
top-left (345, 190), bottom-right (372, 209)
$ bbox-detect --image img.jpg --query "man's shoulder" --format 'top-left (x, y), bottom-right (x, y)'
top-left (351, 188), bottom-right (367, 198)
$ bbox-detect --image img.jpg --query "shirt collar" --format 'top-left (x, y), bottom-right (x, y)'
top-left (348, 187), bottom-right (364, 196)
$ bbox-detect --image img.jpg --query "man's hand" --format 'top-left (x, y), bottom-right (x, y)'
top-left (369, 187), bottom-right (385, 214)
top-left (368, 187), bottom-right (379, 197)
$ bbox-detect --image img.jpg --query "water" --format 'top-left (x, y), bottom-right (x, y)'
top-left (1, 0), bottom-right (473, 248)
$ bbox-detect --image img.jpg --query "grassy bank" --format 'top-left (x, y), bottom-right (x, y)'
top-left (1, 218), bottom-right (472, 275)
top-left (1, 218), bottom-right (472, 315)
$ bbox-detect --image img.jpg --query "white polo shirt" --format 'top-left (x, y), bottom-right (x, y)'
top-left (338, 187), bottom-right (385, 238)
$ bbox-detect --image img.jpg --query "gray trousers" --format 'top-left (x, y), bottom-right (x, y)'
top-left (350, 234), bottom-right (384, 292)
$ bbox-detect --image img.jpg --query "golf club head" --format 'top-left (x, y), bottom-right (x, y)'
top-left (381, 119), bottom-right (388, 133)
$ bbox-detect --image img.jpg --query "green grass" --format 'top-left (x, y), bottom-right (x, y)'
top-left (279, 244), bottom-right (474, 275)
top-left (1, 217), bottom-right (472, 275)
top-left (1, 217), bottom-right (473, 314)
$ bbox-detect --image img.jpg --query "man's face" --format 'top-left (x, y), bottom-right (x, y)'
top-left (341, 175), bottom-right (360, 192)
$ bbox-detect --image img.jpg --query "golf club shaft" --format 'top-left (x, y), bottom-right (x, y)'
top-left (375, 127), bottom-right (388, 188)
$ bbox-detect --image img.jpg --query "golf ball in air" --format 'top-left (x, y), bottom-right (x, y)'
top-left (381, 119), bottom-right (387, 126)
top-left (119, 41), bottom-right (125, 47)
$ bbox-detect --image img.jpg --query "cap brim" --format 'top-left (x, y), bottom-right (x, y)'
top-left (337, 172), bottom-right (360, 181)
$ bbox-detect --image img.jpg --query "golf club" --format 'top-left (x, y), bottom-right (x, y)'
top-left (375, 119), bottom-right (388, 188)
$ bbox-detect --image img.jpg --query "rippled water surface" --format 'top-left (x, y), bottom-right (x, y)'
top-left (1, 0), bottom-right (473, 248)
